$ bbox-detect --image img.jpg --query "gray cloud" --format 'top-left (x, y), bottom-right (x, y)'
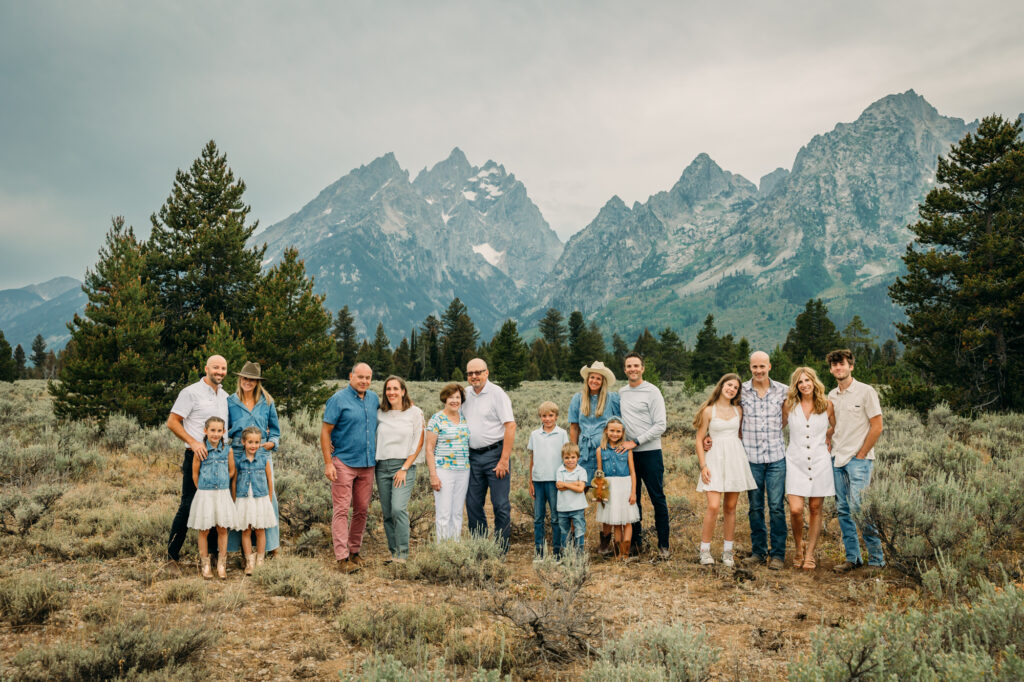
top-left (1, 1), bottom-right (1022, 288)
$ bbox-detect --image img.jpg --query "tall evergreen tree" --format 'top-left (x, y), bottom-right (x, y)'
top-left (565, 311), bottom-right (586, 378)
top-left (332, 305), bottom-right (359, 377)
top-left (247, 248), bottom-right (337, 416)
top-left (13, 344), bottom-right (26, 379)
top-left (146, 140), bottom-right (265, 384)
top-left (782, 299), bottom-right (843, 364)
top-left (408, 328), bottom-right (421, 380)
top-left (633, 328), bottom-right (660, 361)
top-left (691, 315), bottom-right (731, 386)
top-left (418, 315), bottom-right (442, 380)
top-left (392, 337), bottom-right (413, 379)
top-left (189, 315), bottom-right (248, 395)
top-left (30, 334), bottom-right (47, 370)
top-left (489, 319), bottom-right (529, 391)
top-left (890, 115), bottom-right (1024, 412)
top-left (539, 307), bottom-right (567, 376)
top-left (50, 217), bottom-right (166, 425)
top-left (441, 298), bottom-right (478, 378)
top-left (841, 316), bottom-right (877, 368)
top-left (369, 322), bottom-right (394, 377)
top-left (611, 333), bottom-right (629, 378)
top-left (0, 331), bottom-right (15, 382)
top-left (531, 338), bottom-right (558, 380)
top-left (656, 327), bottom-right (688, 382)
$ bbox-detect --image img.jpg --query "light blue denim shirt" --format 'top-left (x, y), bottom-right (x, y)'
top-left (197, 439), bottom-right (232, 491)
top-left (598, 446), bottom-right (631, 478)
top-left (227, 394), bottom-right (280, 458)
top-left (568, 391), bottom-right (621, 463)
top-left (235, 449), bottom-right (270, 498)
top-left (324, 386), bottom-right (379, 468)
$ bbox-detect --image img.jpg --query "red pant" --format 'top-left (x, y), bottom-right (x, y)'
top-left (331, 459), bottom-right (374, 560)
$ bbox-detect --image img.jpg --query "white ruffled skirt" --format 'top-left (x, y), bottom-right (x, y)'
top-left (187, 489), bottom-right (238, 530)
top-left (234, 494), bottom-right (277, 530)
top-left (596, 476), bottom-right (640, 525)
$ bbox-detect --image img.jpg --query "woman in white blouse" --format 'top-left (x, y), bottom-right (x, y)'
top-left (374, 375), bottom-right (425, 562)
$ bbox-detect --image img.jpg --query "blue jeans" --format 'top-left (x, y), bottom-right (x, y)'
top-left (558, 509), bottom-right (586, 552)
top-left (466, 443), bottom-right (511, 552)
top-left (533, 481), bottom-right (561, 556)
top-left (747, 459), bottom-right (787, 560)
top-left (631, 449), bottom-right (669, 550)
top-left (833, 457), bottom-right (884, 566)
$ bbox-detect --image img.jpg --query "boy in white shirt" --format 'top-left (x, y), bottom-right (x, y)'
top-left (556, 443), bottom-right (589, 555)
top-left (528, 401), bottom-right (570, 558)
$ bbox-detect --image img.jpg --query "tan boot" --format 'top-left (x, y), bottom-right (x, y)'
top-left (245, 552), bottom-right (255, 576)
top-left (200, 556), bottom-right (213, 580)
top-left (217, 554), bottom-right (227, 579)
top-left (256, 551), bottom-right (265, 567)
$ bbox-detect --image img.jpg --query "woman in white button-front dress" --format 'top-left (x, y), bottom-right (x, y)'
top-left (784, 367), bottom-right (835, 570)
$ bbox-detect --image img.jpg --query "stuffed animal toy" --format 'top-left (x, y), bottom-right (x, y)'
top-left (591, 469), bottom-right (610, 505)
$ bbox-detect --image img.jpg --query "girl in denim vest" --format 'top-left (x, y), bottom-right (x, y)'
top-left (187, 416), bottom-right (237, 579)
top-left (595, 418), bottom-right (640, 560)
top-left (233, 426), bottom-right (277, 575)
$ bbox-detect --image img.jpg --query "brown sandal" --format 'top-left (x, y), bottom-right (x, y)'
top-left (801, 555), bottom-right (816, 570)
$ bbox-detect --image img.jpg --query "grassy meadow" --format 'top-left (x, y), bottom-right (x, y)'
top-left (1, 379), bottom-right (1024, 680)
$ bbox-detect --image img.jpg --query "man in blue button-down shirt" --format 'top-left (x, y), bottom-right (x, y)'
top-left (321, 362), bottom-right (379, 573)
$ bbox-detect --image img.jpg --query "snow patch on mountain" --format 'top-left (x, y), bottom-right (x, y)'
top-left (472, 243), bottom-right (504, 267)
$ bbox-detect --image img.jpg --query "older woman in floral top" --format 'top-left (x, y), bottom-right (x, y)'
top-left (425, 383), bottom-right (471, 541)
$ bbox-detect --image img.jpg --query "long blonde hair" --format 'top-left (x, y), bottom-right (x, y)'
top-left (236, 379), bottom-right (274, 406)
top-left (784, 367), bottom-right (829, 415)
top-left (600, 417), bottom-right (625, 449)
top-left (692, 373), bottom-right (742, 428)
top-left (580, 371), bottom-right (608, 417)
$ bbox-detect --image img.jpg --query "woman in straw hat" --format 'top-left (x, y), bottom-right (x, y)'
top-left (226, 362), bottom-right (281, 564)
top-left (568, 361), bottom-right (621, 554)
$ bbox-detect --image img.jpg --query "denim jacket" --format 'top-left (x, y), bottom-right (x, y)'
top-left (235, 450), bottom-right (270, 498)
top-left (227, 395), bottom-right (280, 458)
top-left (598, 446), bottom-right (631, 478)
top-left (197, 440), bottom-right (232, 491)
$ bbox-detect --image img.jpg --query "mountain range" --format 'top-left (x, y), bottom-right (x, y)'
top-left (4, 90), bottom-right (1012, 352)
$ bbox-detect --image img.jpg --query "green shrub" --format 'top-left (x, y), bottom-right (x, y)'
top-left (341, 654), bottom-right (448, 682)
top-left (102, 413), bottom-right (143, 450)
top-left (253, 556), bottom-right (346, 613)
top-left (587, 623), bottom-right (720, 682)
top-left (403, 535), bottom-right (509, 586)
top-left (0, 571), bottom-right (67, 625)
top-left (293, 527), bottom-right (329, 557)
top-left (162, 578), bottom-right (207, 603)
top-left (339, 602), bottom-right (469, 657)
top-left (11, 615), bottom-right (213, 681)
top-left (788, 580), bottom-right (1024, 681)
top-left (81, 594), bottom-right (122, 624)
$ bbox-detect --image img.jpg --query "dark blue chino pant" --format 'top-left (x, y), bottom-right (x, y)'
top-left (631, 449), bottom-right (670, 550)
top-left (466, 442), bottom-right (511, 552)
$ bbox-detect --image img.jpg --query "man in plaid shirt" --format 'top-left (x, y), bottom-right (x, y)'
top-left (739, 351), bottom-right (789, 570)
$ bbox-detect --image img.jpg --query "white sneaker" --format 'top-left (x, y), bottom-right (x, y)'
top-left (722, 549), bottom-right (735, 567)
top-left (699, 549), bottom-right (715, 565)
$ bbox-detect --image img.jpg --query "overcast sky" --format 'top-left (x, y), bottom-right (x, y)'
top-left (2, 1), bottom-right (1023, 289)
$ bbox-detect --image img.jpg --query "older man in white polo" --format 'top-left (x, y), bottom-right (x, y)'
top-left (463, 358), bottom-right (516, 552)
top-left (165, 355), bottom-right (229, 573)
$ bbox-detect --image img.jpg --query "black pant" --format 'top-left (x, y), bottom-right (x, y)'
top-left (631, 449), bottom-right (670, 550)
top-left (167, 449), bottom-right (216, 560)
top-left (465, 442), bottom-right (511, 552)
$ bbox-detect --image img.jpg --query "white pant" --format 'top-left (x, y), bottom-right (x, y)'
top-left (433, 467), bottom-right (470, 541)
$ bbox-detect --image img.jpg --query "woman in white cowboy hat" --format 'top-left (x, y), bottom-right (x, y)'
top-left (226, 362), bottom-right (281, 565)
top-left (568, 361), bottom-right (621, 554)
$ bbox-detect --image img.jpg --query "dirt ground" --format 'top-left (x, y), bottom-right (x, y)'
top-left (1, 432), bottom-right (910, 681)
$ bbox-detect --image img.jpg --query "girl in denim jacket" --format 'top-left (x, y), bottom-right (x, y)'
top-left (187, 417), bottom-right (237, 579)
top-left (233, 427), bottom-right (276, 575)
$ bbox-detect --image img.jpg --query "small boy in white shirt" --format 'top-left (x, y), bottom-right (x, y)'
top-left (556, 443), bottom-right (589, 554)
top-left (528, 401), bottom-right (570, 558)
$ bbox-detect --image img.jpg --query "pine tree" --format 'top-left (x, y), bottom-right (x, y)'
top-left (0, 331), bottom-right (15, 382)
top-left (30, 334), bottom-right (47, 370)
top-left (656, 327), bottom-right (688, 382)
top-left (633, 328), bottom-right (660, 362)
top-left (611, 333), bottom-right (629, 378)
top-left (841, 316), bottom-right (877, 368)
top-left (489, 319), bottom-right (529, 391)
top-left (13, 344), bottom-right (26, 379)
top-left (370, 322), bottom-right (394, 377)
top-left (247, 248), bottom-right (337, 416)
top-left (146, 140), bottom-right (265, 384)
top-left (691, 315), bottom-right (729, 386)
top-left (565, 311), bottom-right (586, 379)
top-left (189, 315), bottom-right (248, 395)
top-left (332, 305), bottom-right (359, 378)
top-left (531, 338), bottom-right (558, 380)
top-left (50, 217), bottom-right (166, 425)
top-left (441, 298), bottom-right (478, 378)
top-left (392, 337), bottom-right (413, 378)
top-left (782, 299), bottom-right (843, 364)
top-left (539, 307), bottom-right (567, 377)
top-left (418, 315), bottom-right (442, 380)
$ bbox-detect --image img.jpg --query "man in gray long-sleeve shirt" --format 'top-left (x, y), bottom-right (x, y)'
top-left (617, 352), bottom-right (669, 558)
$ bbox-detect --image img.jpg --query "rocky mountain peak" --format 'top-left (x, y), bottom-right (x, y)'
top-left (671, 153), bottom-right (755, 204)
